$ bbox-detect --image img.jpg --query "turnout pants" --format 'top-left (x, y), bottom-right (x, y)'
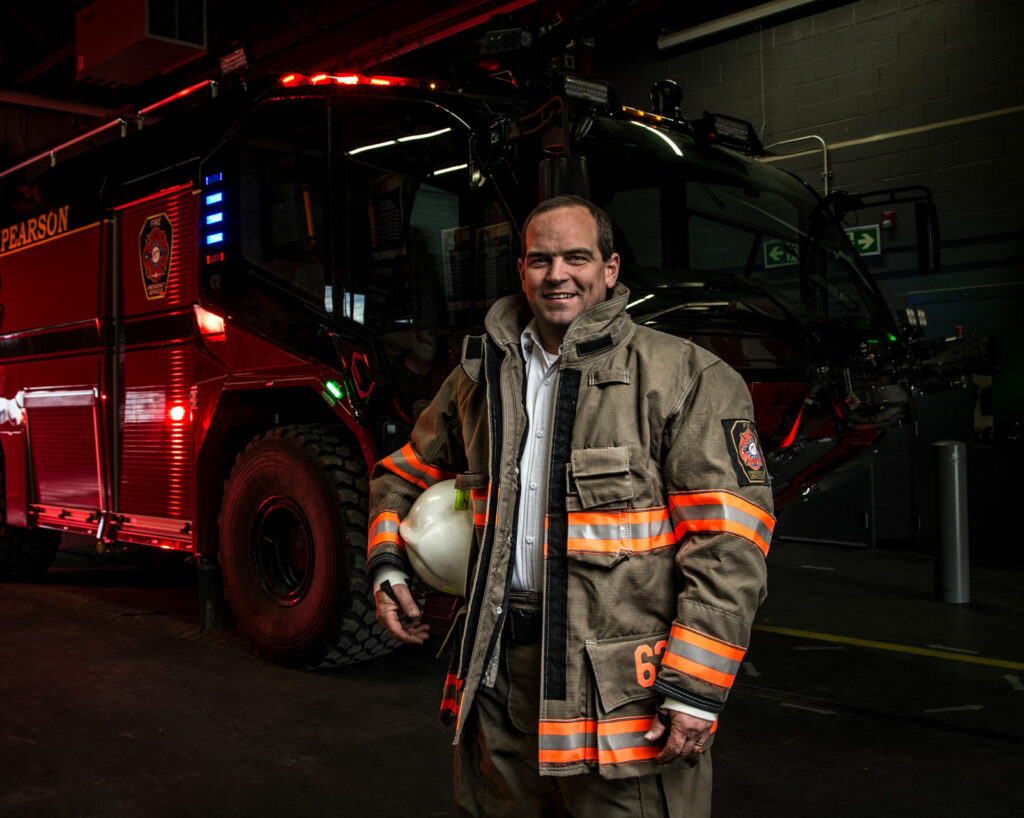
top-left (455, 599), bottom-right (712, 818)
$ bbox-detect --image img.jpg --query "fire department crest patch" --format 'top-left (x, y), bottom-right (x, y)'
top-left (722, 418), bottom-right (768, 486)
top-left (139, 213), bottom-right (173, 300)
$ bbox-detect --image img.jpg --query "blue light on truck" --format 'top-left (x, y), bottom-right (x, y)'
top-left (206, 212), bottom-right (223, 225)
top-left (206, 232), bottom-right (224, 244)
top-left (204, 172), bottom-right (223, 185)
top-left (205, 192), bottom-right (223, 206)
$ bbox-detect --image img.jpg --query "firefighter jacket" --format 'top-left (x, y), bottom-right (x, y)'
top-left (367, 284), bottom-right (775, 780)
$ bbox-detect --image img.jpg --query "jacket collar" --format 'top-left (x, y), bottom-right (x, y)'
top-left (484, 284), bottom-right (635, 362)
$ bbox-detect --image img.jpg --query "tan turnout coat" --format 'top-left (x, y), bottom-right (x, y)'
top-left (368, 284), bottom-right (775, 779)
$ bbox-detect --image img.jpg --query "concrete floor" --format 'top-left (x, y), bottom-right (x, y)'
top-left (1, 538), bottom-right (1022, 817)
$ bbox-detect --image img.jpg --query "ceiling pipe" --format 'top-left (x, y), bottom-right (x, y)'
top-left (0, 89), bottom-right (117, 118)
top-left (657, 0), bottom-right (824, 50)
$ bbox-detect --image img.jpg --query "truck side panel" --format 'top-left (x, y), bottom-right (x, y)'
top-left (114, 186), bottom-right (200, 548)
top-left (0, 219), bottom-right (112, 532)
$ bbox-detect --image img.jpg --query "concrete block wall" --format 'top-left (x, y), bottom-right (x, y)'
top-left (602, 0), bottom-right (1024, 301)
top-left (598, 0), bottom-right (1024, 552)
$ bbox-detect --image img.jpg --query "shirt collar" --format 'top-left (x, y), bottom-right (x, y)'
top-left (520, 319), bottom-right (561, 368)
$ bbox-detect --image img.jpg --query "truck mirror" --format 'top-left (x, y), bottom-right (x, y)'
top-left (915, 199), bottom-right (940, 274)
top-left (538, 156), bottom-right (590, 201)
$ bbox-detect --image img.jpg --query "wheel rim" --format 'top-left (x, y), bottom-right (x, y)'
top-left (252, 496), bottom-right (314, 606)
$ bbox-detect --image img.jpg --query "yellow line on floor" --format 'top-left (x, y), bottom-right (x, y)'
top-left (753, 625), bottom-right (1024, 671)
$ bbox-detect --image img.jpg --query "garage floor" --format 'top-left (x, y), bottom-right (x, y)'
top-left (1, 537), bottom-right (1022, 817)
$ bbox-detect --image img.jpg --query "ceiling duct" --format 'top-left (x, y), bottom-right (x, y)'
top-left (75, 0), bottom-right (207, 86)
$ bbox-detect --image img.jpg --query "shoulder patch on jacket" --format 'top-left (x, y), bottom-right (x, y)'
top-left (461, 335), bottom-right (484, 382)
top-left (722, 419), bottom-right (768, 486)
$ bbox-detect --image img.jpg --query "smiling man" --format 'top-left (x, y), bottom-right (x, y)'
top-left (369, 195), bottom-right (775, 816)
top-left (518, 199), bottom-right (620, 353)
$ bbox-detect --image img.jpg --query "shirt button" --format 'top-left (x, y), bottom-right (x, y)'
top-left (495, 605), bottom-right (503, 615)
top-left (543, 378), bottom-right (551, 386)
top-left (526, 536), bottom-right (534, 544)
top-left (536, 430), bottom-right (543, 438)
top-left (529, 482), bottom-right (537, 491)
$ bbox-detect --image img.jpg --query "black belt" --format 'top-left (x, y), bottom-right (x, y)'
top-left (507, 605), bottom-right (543, 645)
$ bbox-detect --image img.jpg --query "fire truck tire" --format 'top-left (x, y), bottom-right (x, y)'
top-left (0, 526), bottom-right (61, 581)
top-left (218, 424), bottom-right (394, 668)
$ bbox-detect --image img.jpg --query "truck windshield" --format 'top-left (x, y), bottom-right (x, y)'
top-left (584, 118), bottom-right (894, 338)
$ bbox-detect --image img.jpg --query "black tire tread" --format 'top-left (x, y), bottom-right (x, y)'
top-left (220, 424), bottom-right (394, 668)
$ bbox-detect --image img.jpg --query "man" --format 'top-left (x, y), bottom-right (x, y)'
top-left (368, 195), bottom-right (774, 816)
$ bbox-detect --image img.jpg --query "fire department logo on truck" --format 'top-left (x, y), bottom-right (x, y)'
top-left (139, 213), bottom-right (173, 300)
top-left (722, 418), bottom-right (768, 486)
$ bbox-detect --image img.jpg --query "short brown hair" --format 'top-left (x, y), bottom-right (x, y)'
top-left (520, 195), bottom-right (615, 261)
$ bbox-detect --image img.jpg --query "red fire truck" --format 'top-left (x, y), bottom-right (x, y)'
top-left (0, 64), bottom-right (976, 667)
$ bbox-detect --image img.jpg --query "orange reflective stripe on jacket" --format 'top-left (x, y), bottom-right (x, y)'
top-left (380, 442), bottom-right (453, 491)
top-left (564, 507), bottom-right (676, 556)
top-left (440, 673), bottom-right (465, 722)
top-left (472, 487), bottom-right (489, 529)
top-left (661, 623), bottom-right (745, 690)
top-left (368, 510), bottom-right (402, 552)
top-left (668, 490), bottom-right (774, 556)
top-left (538, 716), bottom-right (661, 767)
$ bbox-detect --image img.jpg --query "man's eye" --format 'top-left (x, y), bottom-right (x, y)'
top-left (529, 258), bottom-right (550, 267)
top-left (567, 255), bottom-right (589, 264)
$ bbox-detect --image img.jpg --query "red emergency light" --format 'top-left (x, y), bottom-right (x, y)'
top-left (279, 72), bottom-right (427, 89)
top-left (194, 305), bottom-right (226, 340)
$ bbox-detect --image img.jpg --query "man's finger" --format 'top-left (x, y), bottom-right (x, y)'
top-left (374, 586), bottom-right (429, 644)
top-left (644, 715), bottom-right (667, 742)
top-left (390, 581), bottom-right (423, 620)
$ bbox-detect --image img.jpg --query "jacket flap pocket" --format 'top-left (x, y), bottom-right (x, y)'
top-left (585, 631), bottom-right (668, 714)
top-left (589, 369), bottom-right (630, 387)
top-left (569, 447), bottom-right (632, 508)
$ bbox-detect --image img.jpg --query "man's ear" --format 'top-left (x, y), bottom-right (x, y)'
top-left (518, 256), bottom-right (526, 285)
top-left (604, 252), bottom-right (620, 289)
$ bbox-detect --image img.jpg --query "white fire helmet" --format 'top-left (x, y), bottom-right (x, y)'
top-left (399, 479), bottom-right (474, 597)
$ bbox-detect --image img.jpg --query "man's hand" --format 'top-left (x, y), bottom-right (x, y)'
top-left (644, 710), bottom-right (713, 763)
top-left (374, 581), bottom-right (430, 644)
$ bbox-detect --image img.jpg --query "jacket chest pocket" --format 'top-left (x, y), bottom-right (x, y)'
top-left (566, 446), bottom-right (633, 511)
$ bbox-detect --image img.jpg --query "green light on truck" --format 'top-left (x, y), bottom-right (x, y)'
top-left (325, 380), bottom-right (343, 399)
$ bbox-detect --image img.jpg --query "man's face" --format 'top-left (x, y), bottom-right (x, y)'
top-left (518, 205), bottom-right (620, 353)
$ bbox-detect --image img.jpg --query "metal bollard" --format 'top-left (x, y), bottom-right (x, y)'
top-left (932, 440), bottom-right (970, 604)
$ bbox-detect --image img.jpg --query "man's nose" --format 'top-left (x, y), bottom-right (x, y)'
top-left (545, 257), bottom-right (569, 281)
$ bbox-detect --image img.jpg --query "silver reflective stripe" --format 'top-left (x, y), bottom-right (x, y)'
top-left (598, 730), bottom-right (651, 753)
top-left (387, 447), bottom-right (442, 486)
top-left (670, 500), bottom-right (773, 549)
top-left (668, 635), bottom-right (741, 677)
top-left (369, 515), bottom-right (401, 540)
top-left (538, 733), bottom-right (587, 752)
top-left (566, 513), bottom-right (674, 549)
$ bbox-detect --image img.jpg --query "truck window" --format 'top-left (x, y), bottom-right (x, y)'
top-left (335, 99), bottom-right (516, 333)
top-left (237, 98), bottom-right (329, 309)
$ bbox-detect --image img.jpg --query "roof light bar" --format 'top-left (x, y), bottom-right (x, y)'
top-left (699, 111), bottom-right (764, 154)
top-left (563, 74), bottom-right (610, 107)
top-left (279, 72), bottom-right (422, 89)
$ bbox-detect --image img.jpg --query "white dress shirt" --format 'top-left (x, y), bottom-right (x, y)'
top-left (512, 320), bottom-right (560, 593)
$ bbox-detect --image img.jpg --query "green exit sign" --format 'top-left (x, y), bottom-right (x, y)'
top-left (763, 239), bottom-right (799, 268)
top-left (845, 225), bottom-right (881, 256)
top-left (764, 226), bottom-right (882, 268)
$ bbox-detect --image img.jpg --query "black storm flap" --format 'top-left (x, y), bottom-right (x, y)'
top-left (458, 336), bottom-right (506, 679)
top-left (543, 368), bottom-right (582, 701)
